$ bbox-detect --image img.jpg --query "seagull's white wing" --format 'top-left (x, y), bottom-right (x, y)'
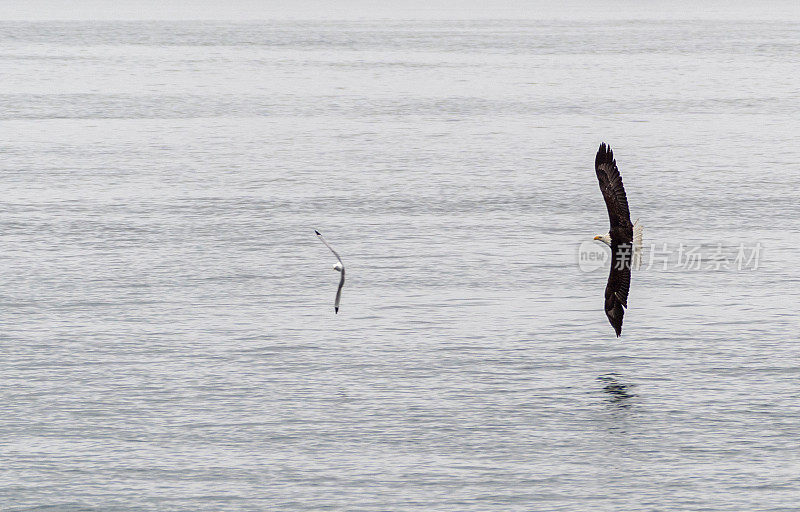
top-left (315, 230), bottom-right (343, 266)
top-left (334, 268), bottom-right (345, 314)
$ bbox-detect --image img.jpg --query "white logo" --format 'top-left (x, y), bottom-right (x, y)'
top-left (577, 241), bottom-right (609, 273)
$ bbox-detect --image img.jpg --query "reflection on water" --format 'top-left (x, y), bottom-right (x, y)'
top-left (598, 373), bottom-right (636, 407)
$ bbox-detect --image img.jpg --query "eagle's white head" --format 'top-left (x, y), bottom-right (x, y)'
top-left (594, 233), bottom-right (612, 247)
top-left (333, 263), bottom-right (343, 272)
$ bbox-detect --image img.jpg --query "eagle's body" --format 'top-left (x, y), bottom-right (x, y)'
top-left (592, 143), bottom-right (639, 337)
top-left (596, 219), bottom-right (644, 271)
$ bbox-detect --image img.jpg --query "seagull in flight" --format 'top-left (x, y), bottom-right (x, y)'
top-left (315, 230), bottom-right (345, 314)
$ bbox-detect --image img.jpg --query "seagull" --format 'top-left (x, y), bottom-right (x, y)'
top-left (591, 143), bottom-right (642, 337)
top-left (315, 230), bottom-right (345, 314)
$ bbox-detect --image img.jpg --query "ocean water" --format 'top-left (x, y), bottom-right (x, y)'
top-left (2, 11), bottom-right (800, 512)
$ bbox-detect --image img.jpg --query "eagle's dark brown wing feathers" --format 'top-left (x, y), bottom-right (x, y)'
top-left (595, 143), bottom-right (634, 337)
top-left (595, 144), bottom-right (632, 229)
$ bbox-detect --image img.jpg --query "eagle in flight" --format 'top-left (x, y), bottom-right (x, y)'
top-left (592, 143), bottom-right (643, 337)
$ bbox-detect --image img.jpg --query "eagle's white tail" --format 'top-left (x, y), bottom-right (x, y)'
top-left (632, 218), bottom-right (644, 270)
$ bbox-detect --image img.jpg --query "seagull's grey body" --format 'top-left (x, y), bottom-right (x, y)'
top-left (315, 230), bottom-right (345, 313)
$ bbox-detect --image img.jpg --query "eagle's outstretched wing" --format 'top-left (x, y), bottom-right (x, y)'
top-left (604, 259), bottom-right (630, 337)
top-left (595, 143), bottom-right (634, 337)
top-left (595, 143), bottom-right (632, 231)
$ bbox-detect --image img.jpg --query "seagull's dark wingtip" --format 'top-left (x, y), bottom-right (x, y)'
top-left (335, 307), bottom-right (339, 314)
top-left (315, 230), bottom-right (321, 236)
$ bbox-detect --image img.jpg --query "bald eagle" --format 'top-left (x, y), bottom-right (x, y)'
top-left (592, 143), bottom-right (643, 337)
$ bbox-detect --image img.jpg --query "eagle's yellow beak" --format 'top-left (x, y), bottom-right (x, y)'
top-left (593, 235), bottom-right (602, 240)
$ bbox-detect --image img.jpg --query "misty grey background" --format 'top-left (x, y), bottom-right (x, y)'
top-left (2, 2), bottom-right (800, 511)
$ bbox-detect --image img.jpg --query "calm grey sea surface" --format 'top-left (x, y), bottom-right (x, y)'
top-left (2, 15), bottom-right (800, 512)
